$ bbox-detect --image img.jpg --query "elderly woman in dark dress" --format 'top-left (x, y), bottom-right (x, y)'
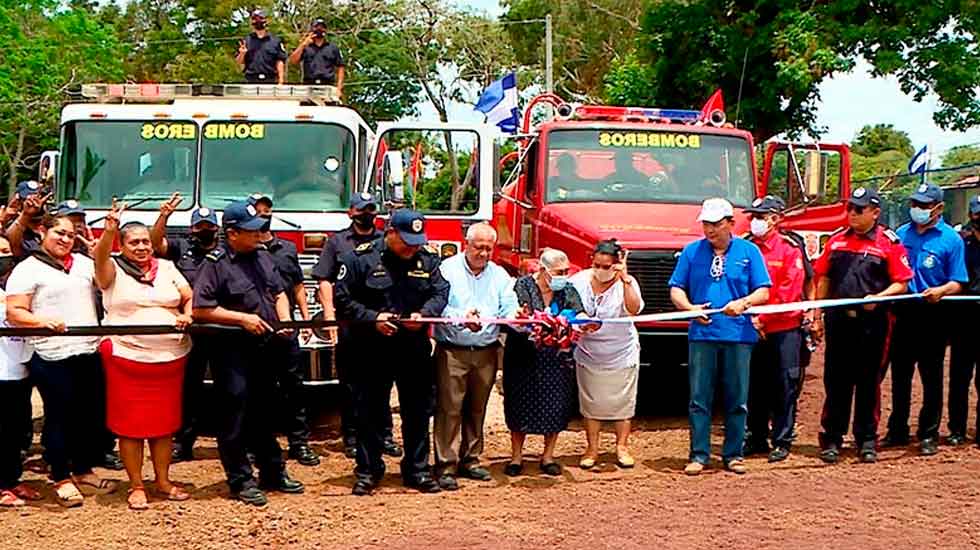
top-left (503, 248), bottom-right (592, 476)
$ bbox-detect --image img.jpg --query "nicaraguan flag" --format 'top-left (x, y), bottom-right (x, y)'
top-left (908, 145), bottom-right (930, 174)
top-left (474, 73), bottom-right (520, 134)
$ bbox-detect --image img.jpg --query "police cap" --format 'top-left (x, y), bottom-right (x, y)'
top-left (743, 195), bottom-right (786, 215)
top-left (909, 182), bottom-right (943, 204)
top-left (223, 200), bottom-right (269, 231)
top-left (54, 199), bottom-right (85, 217)
top-left (191, 207), bottom-right (218, 227)
top-left (848, 187), bottom-right (881, 208)
top-left (15, 180), bottom-right (40, 200)
top-left (350, 191), bottom-right (377, 210)
top-left (389, 209), bottom-right (427, 246)
top-left (247, 193), bottom-right (273, 208)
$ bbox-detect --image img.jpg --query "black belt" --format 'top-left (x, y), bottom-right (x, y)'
top-left (437, 341), bottom-right (500, 352)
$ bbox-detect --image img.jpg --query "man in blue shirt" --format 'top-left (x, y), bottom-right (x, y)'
top-left (884, 183), bottom-right (967, 455)
top-left (433, 223), bottom-right (518, 490)
top-left (669, 198), bottom-right (771, 475)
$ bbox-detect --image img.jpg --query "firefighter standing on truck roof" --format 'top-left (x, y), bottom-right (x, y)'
top-left (883, 183), bottom-right (966, 456)
top-left (236, 9), bottom-right (287, 85)
top-left (742, 195), bottom-right (808, 463)
top-left (247, 193), bottom-right (320, 467)
top-left (149, 194), bottom-right (220, 462)
top-left (191, 200), bottom-right (304, 507)
top-left (812, 187), bottom-right (913, 465)
top-left (312, 192), bottom-right (402, 460)
top-left (333, 209), bottom-right (449, 496)
top-left (289, 17), bottom-right (345, 95)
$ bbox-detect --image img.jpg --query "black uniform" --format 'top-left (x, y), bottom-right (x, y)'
top-left (311, 225), bottom-right (392, 445)
top-left (168, 237), bottom-right (218, 456)
top-left (333, 239), bottom-right (449, 485)
top-left (243, 32), bottom-right (287, 83)
top-left (948, 232), bottom-right (980, 439)
top-left (193, 242), bottom-right (290, 491)
top-left (263, 236), bottom-right (311, 450)
top-left (300, 41), bottom-right (344, 85)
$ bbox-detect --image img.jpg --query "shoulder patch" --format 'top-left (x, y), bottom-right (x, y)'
top-left (882, 228), bottom-right (900, 243)
top-left (355, 242), bottom-right (374, 254)
top-left (422, 244), bottom-right (438, 255)
top-left (205, 249), bottom-right (225, 262)
top-left (828, 227), bottom-right (846, 238)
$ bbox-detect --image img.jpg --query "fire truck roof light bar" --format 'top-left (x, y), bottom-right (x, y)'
top-left (572, 105), bottom-right (700, 124)
top-left (80, 83), bottom-right (341, 104)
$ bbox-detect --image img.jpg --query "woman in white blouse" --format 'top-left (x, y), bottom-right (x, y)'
top-left (569, 239), bottom-right (644, 469)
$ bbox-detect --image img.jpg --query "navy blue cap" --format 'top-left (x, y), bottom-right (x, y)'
top-left (350, 191), bottom-right (377, 210)
top-left (250, 9), bottom-right (267, 18)
top-left (247, 193), bottom-right (273, 207)
top-left (969, 195), bottom-right (980, 216)
top-left (15, 180), bottom-right (41, 200)
top-left (190, 206), bottom-right (218, 227)
top-left (909, 182), bottom-right (943, 204)
top-left (54, 199), bottom-right (85, 217)
top-left (848, 187), bottom-right (881, 207)
top-left (389, 209), bottom-right (427, 246)
top-left (222, 200), bottom-right (269, 231)
top-left (312, 17), bottom-right (326, 28)
top-left (744, 195), bottom-right (786, 214)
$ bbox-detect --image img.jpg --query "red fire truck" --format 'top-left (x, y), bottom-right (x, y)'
top-left (492, 93), bottom-right (851, 373)
top-left (41, 83), bottom-right (498, 384)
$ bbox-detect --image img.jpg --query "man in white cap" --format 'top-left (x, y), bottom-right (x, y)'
top-left (668, 197), bottom-right (771, 476)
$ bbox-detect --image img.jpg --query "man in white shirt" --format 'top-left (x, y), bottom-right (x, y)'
top-left (433, 223), bottom-right (518, 490)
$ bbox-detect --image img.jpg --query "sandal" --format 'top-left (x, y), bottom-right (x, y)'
top-left (13, 483), bottom-right (43, 501)
top-left (579, 455), bottom-right (598, 470)
top-left (156, 484), bottom-right (191, 502)
top-left (127, 487), bottom-right (149, 511)
top-left (53, 480), bottom-right (84, 508)
top-left (0, 490), bottom-right (26, 508)
top-left (74, 475), bottom-right (120, 496)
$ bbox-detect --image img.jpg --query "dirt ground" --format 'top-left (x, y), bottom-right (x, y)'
top-left (3, 350), bottom-right (980, 550)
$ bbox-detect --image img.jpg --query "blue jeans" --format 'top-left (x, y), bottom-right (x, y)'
top-left (688, 341), bottom-right (752, 464)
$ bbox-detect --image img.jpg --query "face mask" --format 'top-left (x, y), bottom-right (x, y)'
top-left (594, 268), bottom-right (616, 283)
top-left (253, 21), bottom-right (266, 30)
top-left (191, 230), bottom-right (217, 247)
top-left (352, 213), bottom-right (376, 228)
top-left (548, 274), bottom-right (569, 291)
top-left (750, 218), bottom-right (770, 237)
top-left (909, 206), bottom-right (933, 225)
top-left (313, 30), bottom-right (325, 38)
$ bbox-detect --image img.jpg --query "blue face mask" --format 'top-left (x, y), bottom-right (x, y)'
top-left (548, 274), bottom-right (569, 291)
top-left (909, 206), bottom-right (933, 225)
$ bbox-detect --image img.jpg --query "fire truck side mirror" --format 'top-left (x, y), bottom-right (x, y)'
top-left (804, 150), bottom-right (827, 199)
top-left (38, 150), bottom-right (59, 189)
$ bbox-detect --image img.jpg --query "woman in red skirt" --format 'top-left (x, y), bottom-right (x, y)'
top-left (94, 200), bottom-right (193, 510)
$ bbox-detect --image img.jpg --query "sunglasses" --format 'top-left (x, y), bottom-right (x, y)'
top-left (846, 204), bottom-right (865, 214)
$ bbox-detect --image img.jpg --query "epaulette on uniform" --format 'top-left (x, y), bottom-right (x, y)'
top-left (354, 242), bottom-right (375, 254)
top-left (422, 244), bottom-right (439, 255)
top-left (882, 228), bottom-right (901, 243)
top-left (205, 249), bottom-right (225, 262)
top-left (779, 233), bottom-right (801, 247)
top-left (828, 227), bottom-right (846, 238)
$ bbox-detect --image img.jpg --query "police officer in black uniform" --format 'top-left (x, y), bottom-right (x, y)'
top-left (334, 209), bottom-right (449, 495)
top-left (236, 9), bottom-right (287, 85)
top-left (6, 180), bottom-right (47, 259)
top-left (247, 193), bottom-right (320, 466)
top-left (192, 200), bottom-right (304, 506)
top-left (149, 194), bottom-right (220, 461)
top-left (288, 18), bottom-right (345, 93)
top-left (948, 197), bottom-right (980, 446)
top-left (312, 192), bottom-right (401, 459)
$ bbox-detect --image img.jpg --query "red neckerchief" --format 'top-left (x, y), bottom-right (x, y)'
top-left (113, 255), bottom-right (159, 285)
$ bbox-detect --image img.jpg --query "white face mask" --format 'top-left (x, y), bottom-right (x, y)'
top-left (594, 267), bottom-right (616, 283)
top-left (750, 217), bottom-right (770, 237)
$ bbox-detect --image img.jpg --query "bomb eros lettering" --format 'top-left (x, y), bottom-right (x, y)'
top-left (140, 123), bottom-right (196, 140)
top-left (203, 123), bottom-right (266, 140)
top-left (598, 132), bottom-right (701, 149)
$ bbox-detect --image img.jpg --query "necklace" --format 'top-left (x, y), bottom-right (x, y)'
top-left (710, 253), bottom-right (725, 280)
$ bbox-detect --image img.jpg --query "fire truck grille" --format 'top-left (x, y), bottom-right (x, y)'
top-left (626, 250), bottom-right (680, 313)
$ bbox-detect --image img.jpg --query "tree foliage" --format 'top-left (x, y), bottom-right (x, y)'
top-left (851, 124), bottom-right (914, 158)
top-left (602, 1), bottom-right (980, 141)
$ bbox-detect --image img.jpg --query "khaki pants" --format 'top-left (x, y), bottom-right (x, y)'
top-left (433, 344), bottom-right (499, 475)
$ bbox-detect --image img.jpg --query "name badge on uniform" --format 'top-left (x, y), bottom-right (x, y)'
top-left (407, 270), bottom-right (430, 279)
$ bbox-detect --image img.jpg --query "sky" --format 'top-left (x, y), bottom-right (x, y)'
top-left (432, 0), bottom-right (980, 160)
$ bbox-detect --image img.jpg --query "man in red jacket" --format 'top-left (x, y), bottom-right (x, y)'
top-left (743, 196), bottom-right (809, 462)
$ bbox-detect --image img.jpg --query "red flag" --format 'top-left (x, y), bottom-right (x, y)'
top-left (374, 137), bottom-right (388, 185)
top-left (699, 89), bottom-right (724, 122)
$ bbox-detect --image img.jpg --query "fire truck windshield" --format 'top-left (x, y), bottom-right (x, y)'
top-left (60, 121), bottom-right (197, 207)
top-left (200, 121), bottom-right (354, 211)
top-left (545, 129), bottom-right (754, 206)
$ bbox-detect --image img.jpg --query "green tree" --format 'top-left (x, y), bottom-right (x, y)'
top-left (941, 145), bottom-right (980, 169)
top-left (603, 1), bottom-right (980, 141)
top-left (0, 0), bottom-right (123, 192)
top-left (851, 124), bottom-right (914, 158)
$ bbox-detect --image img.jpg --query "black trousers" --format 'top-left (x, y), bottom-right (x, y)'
top-left (273, 335), bottom-right (310, 447)
top-left (747, 328), bottom-right (803, 449)
top-left (244, 73), bottom-right (275, 84)
top-left (211, 335), bottom-right (287, 491)
top-left (351, 333), bottom-right (434, 483)
top-left (820, 309), bottom-right (892, 449)
top-left (0, 378), bottom-right (31, 489)
top-left (948, 304), bottom-right (980, 437)
top-left (29, 353), bottom-right (103, 482)
top-left (21, 377), bottom-right (33, 453)
top-left (174, 335), bottom-right (215, 450)
top-left (887, 304), bottom-right (949, 441)
top-left (337, 342), bottom-right (394, 443)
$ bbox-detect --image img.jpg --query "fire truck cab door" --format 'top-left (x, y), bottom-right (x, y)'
top-left (365, 122), bottom-right (498, 223)
top-left (760, 141), bottom-right (852, 259)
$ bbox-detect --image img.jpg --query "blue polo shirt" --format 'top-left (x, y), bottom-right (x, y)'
top-left (668, 237), bottom-right (772, 343)
top-left (896, 220), bottom-right (968, 293)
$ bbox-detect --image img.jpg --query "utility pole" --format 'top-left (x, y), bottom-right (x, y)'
top-left (545, 14), bottom-right (554, 95)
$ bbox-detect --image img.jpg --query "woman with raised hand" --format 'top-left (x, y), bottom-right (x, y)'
top-left (6, 213), bottom-right (117, 507)
top-left (93, 200), bottom-right (193, 510)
